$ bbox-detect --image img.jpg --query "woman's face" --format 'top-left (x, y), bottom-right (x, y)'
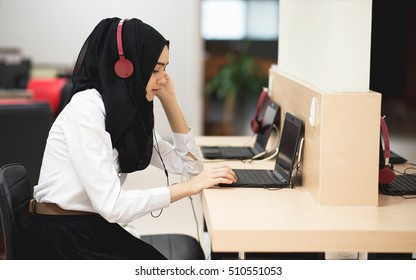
top-left (146, 45), bottom-right (169, 101)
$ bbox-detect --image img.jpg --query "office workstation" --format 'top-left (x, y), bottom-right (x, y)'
top-left (198, 135), bottom-right (416, 260)
top-left (196, 67), bottom-right (416, 260)
top-left (1, 0), bottom-right (416, 266)
top-left (198, 73), bottom-right (416, 259)
top-left (195, 0), bottom-right (415, 260)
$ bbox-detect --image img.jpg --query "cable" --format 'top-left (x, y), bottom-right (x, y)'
top-left (252, 151), bottom-right (267, 160)
top-left (403, 167), bottom-right (416, 174)
top-left (181, 175), bottom-right (201, 242)
top-left (189, 196), bottom-right (201, 242)
top-left (289, 137), bottom-right (305, 189)
top-left (151, 128), bottom-right (169, 218)
top-left (291, 157), bottom-right (302, 188)
top-left (259, 124), bottom-right (280, 160)
top-left (243, 125), bottom-right (280, 163)
top-left (245, 132), bottom-right (257, 146)
top-left (153, 130), bottom-right (169, 185)
top-left (125, 80), bottom-right (169, 218)
top-left (258, 148), bottom-right (279, 162)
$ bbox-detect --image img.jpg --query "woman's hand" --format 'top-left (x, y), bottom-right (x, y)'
top-left (187, 164), bottom-right (237, 194)
top-left (169, 165), bottom-right (237, 203)
top-left (154, 72), bottom-right (190, 134)
top-left (154, 72), bottom-right (176, 104)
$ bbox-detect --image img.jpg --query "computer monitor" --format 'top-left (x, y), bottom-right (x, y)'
top-left (0, 59), bottom-right (31, 89)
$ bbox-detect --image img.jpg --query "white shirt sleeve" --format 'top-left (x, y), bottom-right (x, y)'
top-left (34, 90), bottom-right (171, 224)
top-left (150, 129), bottom-right (203, 177)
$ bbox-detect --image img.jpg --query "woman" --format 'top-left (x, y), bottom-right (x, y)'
top-left (19, 17), bottom-right (236, 259)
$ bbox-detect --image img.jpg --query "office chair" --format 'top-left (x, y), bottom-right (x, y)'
top-left (0, 101), bottom-right (53, 186)
top-left (141, 233), bottom-right (205, 260)
top-left (0, 163), bottom-right (205, 260)
top-left (0, 163), bottom-right (32, 259)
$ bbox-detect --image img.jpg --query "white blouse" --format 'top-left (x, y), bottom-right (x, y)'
top-left (34, 89), bottom-right (203, 224)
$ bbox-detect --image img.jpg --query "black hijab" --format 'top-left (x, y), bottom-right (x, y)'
top-left (68, 17), bottom-right (169, 173)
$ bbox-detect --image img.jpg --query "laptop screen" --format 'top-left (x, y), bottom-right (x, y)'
top-left (274, 112), bottom-right (304, 177)
top-left (254, 102), bottom-right (280, 150)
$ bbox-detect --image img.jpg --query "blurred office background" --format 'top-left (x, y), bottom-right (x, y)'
top-left (1, 0), bottom-right (415, 139)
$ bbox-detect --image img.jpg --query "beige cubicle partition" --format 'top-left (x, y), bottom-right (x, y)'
top-left (270, 67), bottom-right (381, 206)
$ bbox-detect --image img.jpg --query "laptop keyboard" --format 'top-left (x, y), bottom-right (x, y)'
top-left (219, 147), bottom-right (253, 158)
top-left (390, 175), bottom-right (416, 191)
top-left (235, 169), bottom-right (285, 185)
top-left (380, 174), bottom-right (416, 195)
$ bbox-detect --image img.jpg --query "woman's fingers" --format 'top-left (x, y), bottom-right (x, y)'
top-left (206, 165), bottom-right (237, 183)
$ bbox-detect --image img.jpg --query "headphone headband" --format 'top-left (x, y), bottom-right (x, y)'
top-left (254, 88), bottom-right (269, 118)
top-left (380, 116), bottom-right (390, 164)
top-left (379, 115), bottom-right (396, 185)
top-left (116, 19), bottom-right (126, 57)
top-left (250, 88), bottom-right (270, 133)
top-left (114, 19), bottom-right (134, 78)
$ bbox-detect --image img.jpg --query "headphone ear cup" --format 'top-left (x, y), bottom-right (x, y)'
top-left (115, 19), bottom-right (134, 79)
top-left (379, 166), bottom-right (396, 185)
top-left (251, 118), bottom-right (260, 133)
top-left (114, 57), bottom-right (134, 78)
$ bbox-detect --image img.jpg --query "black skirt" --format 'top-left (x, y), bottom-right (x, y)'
top-left (16, 214), bottom-right (167, 260)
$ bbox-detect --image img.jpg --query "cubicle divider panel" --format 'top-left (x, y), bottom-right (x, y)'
top-left (270, 67), bottom-right (381, 206)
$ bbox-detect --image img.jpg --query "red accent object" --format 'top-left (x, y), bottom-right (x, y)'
top-left (114, 19), bottom-right (134, 78)
top-left (27, 78), bottom-right (67, 115)
top-left (250, 88), bottom-right (270, 133)
top-left (379, 116), bottom-right (396, 184)
top-left (0, 99), bottom-right (34, 105)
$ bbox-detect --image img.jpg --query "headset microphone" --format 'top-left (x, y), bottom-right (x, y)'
top-left (114, 19), bottom-right (134, 78)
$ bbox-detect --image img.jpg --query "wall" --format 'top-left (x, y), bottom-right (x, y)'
top-left (278, 0), bottom-right (372, 93)
top-left (0, 0), bottom-right (203, 139)
top-left (273, 0), bottom-right (381, 206)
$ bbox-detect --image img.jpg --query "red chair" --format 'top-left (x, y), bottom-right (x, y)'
top-left (27, 78), bottom-right (68, 116)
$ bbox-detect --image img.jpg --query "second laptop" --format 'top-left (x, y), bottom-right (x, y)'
top-left (200, 101), bottom-right (280, 160)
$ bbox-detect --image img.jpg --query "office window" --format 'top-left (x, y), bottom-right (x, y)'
top-left (201, 0), bottom-right (279, 40)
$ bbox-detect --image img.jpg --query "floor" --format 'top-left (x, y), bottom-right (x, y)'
top-left (124, 96), bottom-right (416, 260)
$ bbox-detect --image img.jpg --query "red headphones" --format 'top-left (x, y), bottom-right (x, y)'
top-left (114, 19), bottom-right (134, 78)
top-left (379, 116), bottom-right (396, 184)
top-left (250, 88), bottom-right (270, 133)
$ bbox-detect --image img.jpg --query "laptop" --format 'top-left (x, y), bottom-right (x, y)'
top-left (200, 102), bottom-right (280, 160)
top-left (390, 150), bottom-right (407, 164)
top-left (219, 112), bottom-right (304, 188)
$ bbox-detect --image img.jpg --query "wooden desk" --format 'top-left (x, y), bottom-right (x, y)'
top-left (197, 136), bottom-right (416, 258)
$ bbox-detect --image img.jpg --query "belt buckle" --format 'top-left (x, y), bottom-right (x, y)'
top-left (29, 199), bottom-right (36, 215)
